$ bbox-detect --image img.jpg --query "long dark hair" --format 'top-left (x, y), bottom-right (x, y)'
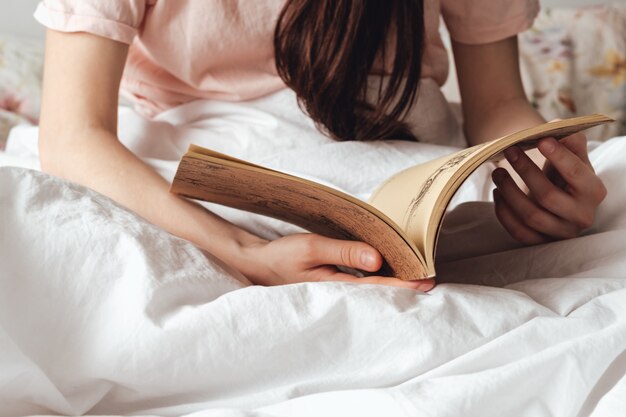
top-left (274, 0), bottom-right (425, 141)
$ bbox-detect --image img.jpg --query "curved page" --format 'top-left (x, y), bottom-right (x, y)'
top-left (368, 115), bottom-right (613, 275)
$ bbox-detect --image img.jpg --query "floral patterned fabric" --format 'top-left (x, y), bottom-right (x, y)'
top-left (0, 4), bottom-right (625, 149)
top-left (520, 4), bottom-right (626, 141)
top-left (0, 35), bottom-right (43, 149)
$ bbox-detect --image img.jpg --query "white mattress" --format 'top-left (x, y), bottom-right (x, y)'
top-left (0, 89), bottom-right (625, 416)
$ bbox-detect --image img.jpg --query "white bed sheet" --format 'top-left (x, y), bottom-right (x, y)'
top-left (0, 89), bottom-right (625, 416)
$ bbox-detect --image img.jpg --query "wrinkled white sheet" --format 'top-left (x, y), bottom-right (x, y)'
top-left (0, 89), bottom-right (625, 416)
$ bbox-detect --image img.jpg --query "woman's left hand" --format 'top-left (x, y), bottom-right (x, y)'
top-left (492, 132), bottom-right (607, 245)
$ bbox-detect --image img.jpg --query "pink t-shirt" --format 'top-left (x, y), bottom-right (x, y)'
top-left (35, 0), bottom-right (539, 118)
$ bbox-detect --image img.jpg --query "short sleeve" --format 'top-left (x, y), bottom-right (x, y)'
top-left (34, 0), bottom-right (150, 44)
top-left (441, 0), bottom-right (540, 45)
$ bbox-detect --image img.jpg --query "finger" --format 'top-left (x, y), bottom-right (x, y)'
top-left (548, 120), bottom-right (591, 165)
top-left (493, 189), bottom-right (550, 245)
top-left (503, 147), bottom-right (578, 217)
top-left (303, 235), bottom-right (383, 272)
top-left (559, 133), bottom-right (592, 166)
top-left (492, 168), bottom-right (579, 239)
top-left (321, 272), bottom-right (436, 291)
top-left (538, 137), bottom-right (604, 200)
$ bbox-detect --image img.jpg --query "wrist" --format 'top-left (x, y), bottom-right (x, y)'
top-left (174, 197), bottom-right (271, 280)
top-left (209, 229), bottom-right (270, 282)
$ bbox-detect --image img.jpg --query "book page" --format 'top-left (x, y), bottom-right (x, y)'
top-left (171, 151), bottom-right (430, 280)
top-left (368, 115), bottom-right (613, 274)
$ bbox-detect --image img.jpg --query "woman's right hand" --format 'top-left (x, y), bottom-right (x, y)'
top-left (237, 233), bottom-right (436, 291)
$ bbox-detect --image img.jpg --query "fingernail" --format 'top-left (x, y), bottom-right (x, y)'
top-left (504, 147), bottom-right (520, 163)
top-left (539, 138), bottom-right (557, 154)
top-left (360, 251), bottom-right (376, 269)
top-left (415, 279), bottom-right (436, 292)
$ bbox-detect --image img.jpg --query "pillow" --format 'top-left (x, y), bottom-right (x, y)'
top-left (519, 4), bottom-right (626, 141)
top-left (0, 34), bottom-right (43, 149)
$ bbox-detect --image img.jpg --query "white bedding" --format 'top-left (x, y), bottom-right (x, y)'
top-left (0, 89), bottom-right (625, 416)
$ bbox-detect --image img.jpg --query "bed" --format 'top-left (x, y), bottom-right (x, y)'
top-left (1, 4), bottom-right (625, 417)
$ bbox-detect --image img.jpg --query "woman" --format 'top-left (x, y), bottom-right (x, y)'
top-left (34, 0), bottom-right (606, 290)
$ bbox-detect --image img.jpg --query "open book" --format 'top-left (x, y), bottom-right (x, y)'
top-left (170, 115), bottom-right (612, 280)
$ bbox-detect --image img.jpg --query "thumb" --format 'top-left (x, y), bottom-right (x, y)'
top-left (309, 236), bottom-right (383, 272)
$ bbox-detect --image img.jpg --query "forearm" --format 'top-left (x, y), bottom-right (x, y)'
top-left (452, 37), bottom-right (546, 146)
top-left (39, 128), bottom-right (267, 278)
top-left (463, 96), bottom-right (546, 146)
